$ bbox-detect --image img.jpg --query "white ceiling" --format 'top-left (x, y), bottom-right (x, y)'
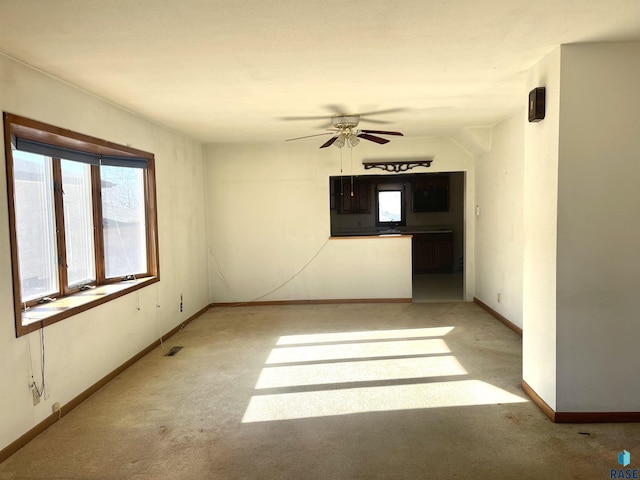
top-left (1, 0), bottom-right (639, 145)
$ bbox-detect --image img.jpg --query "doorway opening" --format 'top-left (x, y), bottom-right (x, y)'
top-left (328, 171), bottom-right (465, 302)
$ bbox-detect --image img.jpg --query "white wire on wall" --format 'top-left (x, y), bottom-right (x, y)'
top-left (209, 236), bottom-right (331, 307)
top-left (25, 325), bottom-right (46, 399)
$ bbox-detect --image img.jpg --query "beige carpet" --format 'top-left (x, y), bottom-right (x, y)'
top-left (0, 302), bottom-right (638, 479)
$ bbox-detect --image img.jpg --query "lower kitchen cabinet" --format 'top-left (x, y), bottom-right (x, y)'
top-left (412, 232), bottom-right (453, 273)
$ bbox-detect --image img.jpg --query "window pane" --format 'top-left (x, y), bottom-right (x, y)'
top-left (12, 150), bottom-right (59, 302)
top-left (378, 191), bottom-right (402, 222)
top-left (101, 166), bottom-right (147, 278)
top-left (61, 160), bottom-right (95, 287)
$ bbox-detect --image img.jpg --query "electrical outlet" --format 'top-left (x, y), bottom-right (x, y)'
top-left (32, 387), bottom-right (40, 406)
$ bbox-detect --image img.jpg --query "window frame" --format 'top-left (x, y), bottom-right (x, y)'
top-left (4, 113), bottom-right (160, 337)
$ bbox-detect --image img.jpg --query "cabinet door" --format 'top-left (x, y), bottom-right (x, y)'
top-left (434, 235), bottom-right (453, 272)
top-left (412, 233), bottom-right (453, 273)
top-left (355, 178), bottom-right (370, 213)
top-left (412, 175), bottom-right (449, 212)
top-left (337, 177), bottom-right (370, 214)
top-left (412, 235), bottom-right (435, 273)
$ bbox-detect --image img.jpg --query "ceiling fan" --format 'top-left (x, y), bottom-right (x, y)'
top-left (284, 109), bottom-right (404, 148)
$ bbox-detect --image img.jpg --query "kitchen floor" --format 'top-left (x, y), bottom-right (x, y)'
top-left (412, 273), bottom-right (463, 302)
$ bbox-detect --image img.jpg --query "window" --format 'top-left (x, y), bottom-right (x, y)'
top-left (378, 191), bottom-right (402, 223)
top-left (4, 113), bottom-right (159, 336)
top-left (376, 185), bottom-right (405, 228)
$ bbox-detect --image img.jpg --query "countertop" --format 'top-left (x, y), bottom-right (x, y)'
top-left (331, 228), bottom-right (452, 238)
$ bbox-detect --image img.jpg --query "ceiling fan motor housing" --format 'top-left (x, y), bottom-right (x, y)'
top-left (332, 114), bottom-right (360, 129)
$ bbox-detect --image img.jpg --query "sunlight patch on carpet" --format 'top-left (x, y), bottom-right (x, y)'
top-left (256, 355), bottom-right (467, 389)
top-left (242, 379), bottom-right (528, 423)
top-left (276, 327), bottom-right (455, 345)
top-left (267, 339), bottom-right (450, 364)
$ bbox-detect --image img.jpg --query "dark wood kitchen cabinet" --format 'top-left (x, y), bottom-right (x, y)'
top-left (412, 232), bottom-right (453, 273)
top-left (412, 174), bottom-right (450, 212)
top-left (334, 177), bottom-right (370, 214)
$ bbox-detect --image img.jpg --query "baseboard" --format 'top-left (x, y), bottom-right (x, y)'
top-left (521, 380), bottom-right (555, 422)
top-left (210, 298), bottom-right (413, 307)
top-left (553, 412), bottom-right (640, 423)
top-left (521, 380), bottom-right (640, 423)
top-left (0, 304), bottom-right (210, 464)
top-left (473, 297), bottom-right (522, 337)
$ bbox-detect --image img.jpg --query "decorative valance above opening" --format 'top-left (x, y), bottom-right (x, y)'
top-left (363, 159), bottom-right (433, 173)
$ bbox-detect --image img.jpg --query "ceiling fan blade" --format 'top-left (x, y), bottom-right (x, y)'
top-left (359, 118), bottom-right (392, 124)
top-left (281, 115), bottom-right (332, 121)
top-left (286, 132), bottom-right (334, 141)
top-left (358, 107), bottom-right (408, 117)
top-left (360, 129), bottom-right (404, 136)
top-left (357, 133), bottom-right (390, 145)
top-left (320, 136), bottom-right (339, 148)
top-left (323, 104), bottom-right (351, 115)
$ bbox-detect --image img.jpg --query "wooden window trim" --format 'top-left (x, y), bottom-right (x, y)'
top-left (3, 112), bottom-right (160, 337)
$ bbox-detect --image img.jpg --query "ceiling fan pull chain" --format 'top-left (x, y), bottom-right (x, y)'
top-left (350, 147), bottom-right (354, 197)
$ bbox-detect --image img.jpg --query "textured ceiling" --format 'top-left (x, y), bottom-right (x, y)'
top-left (1, 0), bottom-right (639, 145)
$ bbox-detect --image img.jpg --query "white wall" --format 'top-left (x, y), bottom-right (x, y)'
top-left (555, 43), bottom-right (640, 411)
top-left (475, 109), bottom-right (525, 328)
top-left (205, 136), bottom-right (475, 303)
top-left (0, 54), bottom-right (209, 452)
top-left (522, 47), bottom-right (561, 410)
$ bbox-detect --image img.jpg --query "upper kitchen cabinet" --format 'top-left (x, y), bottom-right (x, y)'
top-left (412, 174), bottom-right (449, 212)
top-left (333, 176), bottom-right (370, 214)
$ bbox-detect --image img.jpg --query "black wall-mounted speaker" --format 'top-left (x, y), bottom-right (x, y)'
top-left (528, 87), bottom-right (546, 122)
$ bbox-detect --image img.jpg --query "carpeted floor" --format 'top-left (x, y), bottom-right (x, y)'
top-left (0, 302), bottom-right (638, 479)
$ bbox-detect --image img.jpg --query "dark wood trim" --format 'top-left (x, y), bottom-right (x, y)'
top-left (4, 112), bottom-right (159, 337)
top-left (363, 159), bottom-right (433, 173)
top-left (52, 159), bottom-right (69, 295)
top-left (521, 380), bottom-right (556, 422)
top-left (210, 298), bottom-right (413, 307)
top-left (0, 411), bottom-right (60, 466)
top-left (4, 112), bottom-right (24, 337)
top-left (17, 277), bottom-right (159, 337)
top-left (554, 412), bottom-right (640, 423)
top-left (4, 112), bottom-right (153, 159)
top-left (145, 156), bottom-right (160, 280)
top-left (521, 380), bottom-right (640, 423)
top-left (92, 167), bottom-right (105, 283)
top-left (0, 305), bottom-right (211, 464)
top-left (473, 297), bottom-right (523, 337)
